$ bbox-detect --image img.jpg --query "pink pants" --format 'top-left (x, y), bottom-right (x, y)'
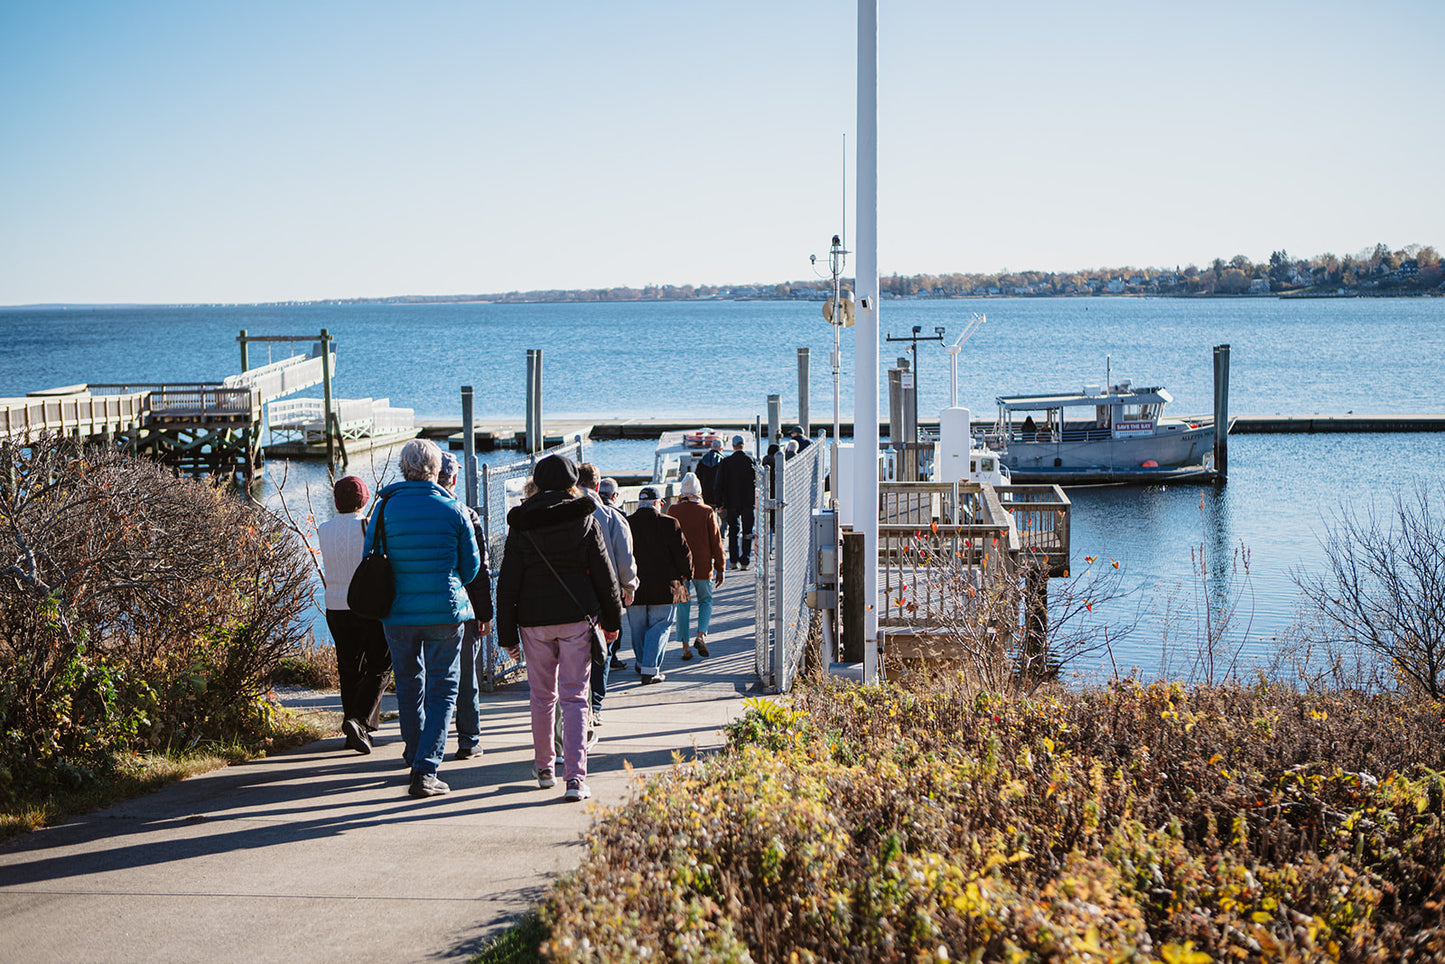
top-left (520, 620), bottom-right (593, 782)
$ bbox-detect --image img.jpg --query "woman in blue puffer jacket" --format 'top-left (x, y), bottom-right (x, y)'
top-left (364, 438), bottom-right (481, 799)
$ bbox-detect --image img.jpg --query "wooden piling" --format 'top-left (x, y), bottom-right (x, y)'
top-left (841, 530), bottom-right (866, 662)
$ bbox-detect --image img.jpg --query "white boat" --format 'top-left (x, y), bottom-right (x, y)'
top-left (650, 427), bottom-right (754, 488)
top-left (991, 379), bottom-right (1223, 484)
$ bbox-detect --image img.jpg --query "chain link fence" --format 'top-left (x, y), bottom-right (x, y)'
top-left (754, 438), bottom-right (828, 692)
top-left (470, 434), bottom-right (588, 690)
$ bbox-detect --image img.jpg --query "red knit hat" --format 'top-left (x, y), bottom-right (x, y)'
top-left (333, 475), bottom-right (369, 513)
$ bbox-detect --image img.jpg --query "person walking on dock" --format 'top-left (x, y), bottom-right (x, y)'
top-left (626, 486), bottom-right (693, 683)
top-left (695, 437), bottom-right (725, 514)
top-left (716, 434), bottom-right (758, 569)
top-left (317, 475), bottom-right (393, 755)
top-left (436, 452), bottom-right (494, 761)
top-left (667, 472), bottom-right (724, 660)
top-left (496, 455), bottom-right (622, 802)
top-left (577, 462), bottom-right (638, 726)
top-left (368, 439), bottom-right (482, 798)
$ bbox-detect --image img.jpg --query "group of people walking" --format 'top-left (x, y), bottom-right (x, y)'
top-left (316, 438), bottom-right (736, 803)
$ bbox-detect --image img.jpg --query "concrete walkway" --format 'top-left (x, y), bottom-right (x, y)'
top-left (0, 571), bottom-right (761, 963)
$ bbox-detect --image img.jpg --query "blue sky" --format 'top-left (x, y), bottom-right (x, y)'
top-left (2, 1), bottom-right (1440, 305)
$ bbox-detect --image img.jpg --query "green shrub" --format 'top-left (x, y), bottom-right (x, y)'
top-left (537, 680), bottom-right (1445, 961)
top-left (0, 434), bottom-right (313, 797)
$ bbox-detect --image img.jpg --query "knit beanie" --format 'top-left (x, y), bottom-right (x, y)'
top-left (333, 475), bottom-right (369, 513)
top-left (533, 454), bottom-right (579, 492)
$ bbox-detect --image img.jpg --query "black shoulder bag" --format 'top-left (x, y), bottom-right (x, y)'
top-left (525, 531), bottom-right (606, 663)
top-left (348, 496), bottom-right (395, 620)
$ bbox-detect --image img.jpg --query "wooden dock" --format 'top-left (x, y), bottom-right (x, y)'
top-left (0, 333), bottom-right (417, 483)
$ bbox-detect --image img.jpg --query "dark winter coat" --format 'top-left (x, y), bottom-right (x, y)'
top-left (460, 503), bottom-right (494, 623)
top-left (627, 504), bottom-right (694, 606)
top-left (495, 491), bottom-right (622, 651)
top-left (715, 449), bottom-right (758, 512)
top-left (695, 449), bottom-right (724, 508)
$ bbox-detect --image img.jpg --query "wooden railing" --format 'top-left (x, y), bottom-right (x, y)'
top-left (876, 481), bottom-right (1070, 626)
top-left (878, 482), bottom-right (1018, 626)
top-left (0, 391), bottom-right (149, 439)
top-left (997, 484), bottom-right (1071, 577)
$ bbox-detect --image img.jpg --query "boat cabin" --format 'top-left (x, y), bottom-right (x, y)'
top-left (996, 381), bottom-right (1176, 443)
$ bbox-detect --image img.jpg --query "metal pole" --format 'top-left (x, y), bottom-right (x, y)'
top-left (1213, 344), bottom-right (1230, 481)
top-left (524, 350), bottom-right (537, 455)
top-left (797, 347), bottom-right (810, 436)
top-left (856, 0), bottom-right (880, 682)
top-left (319, 328), bottom-right (335, 477)
top-left (461, 385), bottom-right (477, 507)
top-left (533, 349), bottom-right (544, 454)
top-left (772, 452), bottom-right (786, 689)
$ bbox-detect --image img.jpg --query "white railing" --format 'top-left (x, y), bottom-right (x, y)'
top-left (224, 353), bottom-right (331, 403)
top-left (267, 396), bottom-right (415, 440)
top-left (0, 391), bottom-right (149, 439)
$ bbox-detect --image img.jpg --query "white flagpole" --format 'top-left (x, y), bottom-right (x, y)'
top-left (855, 0), bottom-right (880, 681)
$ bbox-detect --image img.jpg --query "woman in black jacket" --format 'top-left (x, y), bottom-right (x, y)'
top-left (496, 455), bottom-right (622, 802)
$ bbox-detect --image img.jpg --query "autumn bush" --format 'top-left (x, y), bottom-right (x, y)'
top-left (0, 434), bottom-right (313, 798)
top-left (536, 678), bottom-right (1445, 962)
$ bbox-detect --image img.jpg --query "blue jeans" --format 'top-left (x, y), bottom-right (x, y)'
top-left (627, 604), bottom-right (676, 675)
top-left (592, 611), bottom-right (633, 713)
top-left (676, 579), bottom-right (715, 640)
top-left (455, 620), bottom-right (482, 750)
top-left (383, 622), bottom-right (464, 776)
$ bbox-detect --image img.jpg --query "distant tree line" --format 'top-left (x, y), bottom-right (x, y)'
top-left (314, 242), bottom-right (1442, 307)
top-left (877, 242), bottom-right (1443, 299)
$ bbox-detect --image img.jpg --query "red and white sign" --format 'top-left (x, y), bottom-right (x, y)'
top-left (1113, 420), bottom-right (1154, 438)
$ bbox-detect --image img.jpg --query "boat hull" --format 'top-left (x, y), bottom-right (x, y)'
top-left (1002, 423), bottom-right (1216, 485)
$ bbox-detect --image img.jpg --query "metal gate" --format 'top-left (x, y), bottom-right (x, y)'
top-left (754, 439), bottom-right (828, 692)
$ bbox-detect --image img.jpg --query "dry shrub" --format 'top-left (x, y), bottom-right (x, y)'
top-left (540, 680), bottom-right (1445, 962)
top-left (0, 434), bottom-right (312, 794)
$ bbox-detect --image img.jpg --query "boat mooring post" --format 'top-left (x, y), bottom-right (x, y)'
top-left (319, 328), bottom-right (336, 478)
top-left (797, 347), bottom-right (810, 435)
top-left (767, 394), bottom-right (781, 447)
top-left (524, 349), bottom-right (543, 456)
top-left (461, 385), bottom-right (477, 508)
top-left (1213, 344), bottom-right (1230, 481)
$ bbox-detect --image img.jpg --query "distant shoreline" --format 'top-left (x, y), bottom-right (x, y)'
top-left (5, 289), bottom-right (1441, 311)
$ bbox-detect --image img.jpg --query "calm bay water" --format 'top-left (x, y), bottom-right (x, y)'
top-left (4, 296), bottom-right (1443, 679)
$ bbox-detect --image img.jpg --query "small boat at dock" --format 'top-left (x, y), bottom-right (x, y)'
top-left (650, 427), bottom-right (754, 489)
top-left (991, 379), bottom-right (1224, 484)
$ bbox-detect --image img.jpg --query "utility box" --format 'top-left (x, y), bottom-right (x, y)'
top-left (807, 507), bottom-right (838, 609)
top-left (936, 406), bottom-right (972, 484)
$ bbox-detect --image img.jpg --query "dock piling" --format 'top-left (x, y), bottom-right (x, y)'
top-left (797, 347), bottom-right (810, 436)
top-left (461, 385), bottom-right (477, 507)
top-left (1213, 344), bottom-right (1230, 481)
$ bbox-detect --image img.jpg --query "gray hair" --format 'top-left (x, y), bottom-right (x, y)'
top-left (399, 438), bottom-right (443, 482)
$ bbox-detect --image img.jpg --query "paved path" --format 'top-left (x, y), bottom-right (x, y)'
top-left (0, 571), bottom-right (761, 963)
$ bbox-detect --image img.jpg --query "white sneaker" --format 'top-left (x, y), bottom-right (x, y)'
top-left (564, 778), bottom-right (591, 802)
